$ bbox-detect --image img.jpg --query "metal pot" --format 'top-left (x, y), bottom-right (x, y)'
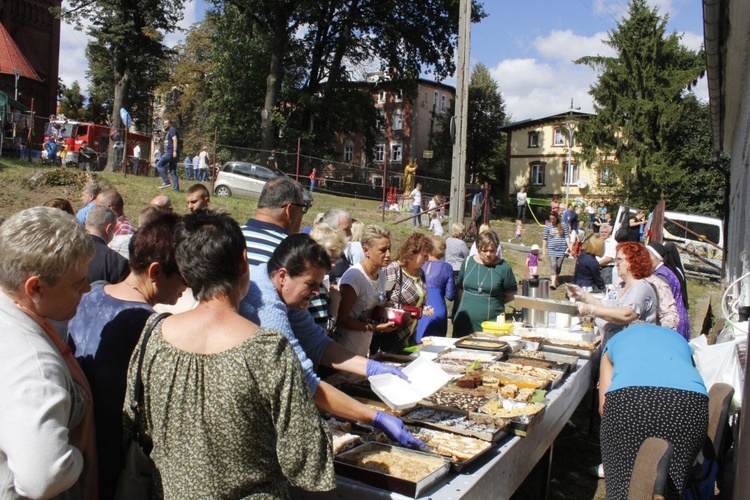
top-left (521, 278), bottom-right (550, 327)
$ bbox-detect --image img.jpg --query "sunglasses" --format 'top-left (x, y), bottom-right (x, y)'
top-left (289, 203), bottom-right (310, 214)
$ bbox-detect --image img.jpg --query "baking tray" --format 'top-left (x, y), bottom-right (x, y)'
top-left (485, 361), bottom-right (562, 388)
top-left (433, 348), bottom-right (503, 374)
top-left (541, 338), bottom-right (599, 359)
top-left (334, 442), bottom-right (451, 497)
top-left (482, 367), bottom-right (552, 391)
top-left (370, 352), bottom-right (414, 365)
top-left (478, 398), bottom-right (546, 437)
top-left (513, 295), bottom-right (580, 315)
top-left (514, 349), bottom-right (580, 369)
top-left (408, 427), bottom-right (497, 472)
top-left (506, 354), bottom-right (572, 374)
top-left (453, 336), bottom-right (511, 352)
top-left (420, 387), bottom-right (494, 413)
top-left (401, 406), bottom-right (509, 442)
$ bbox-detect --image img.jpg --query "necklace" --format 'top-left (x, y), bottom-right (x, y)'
top-left (474, 259), bottom-right (494, 294)
top-left (201, 305), bottom-right (236, 311)
top-left (126, 281), bottom-right (145, 297)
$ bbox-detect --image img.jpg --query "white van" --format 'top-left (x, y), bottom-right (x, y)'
top-left (612, 206), bottom-right (724, 276)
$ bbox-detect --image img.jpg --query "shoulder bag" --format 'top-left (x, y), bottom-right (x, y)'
top-left (114, 312), bottom-right (171, 500)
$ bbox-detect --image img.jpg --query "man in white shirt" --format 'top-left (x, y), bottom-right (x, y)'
top-left (132, 143), bottom-right (141, 175)
top-left (410, 183), bottom-right (423, 227)
top-left (597, 224), bottom-right (617, 286)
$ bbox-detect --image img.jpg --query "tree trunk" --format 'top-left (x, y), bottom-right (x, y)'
top-left (108, 65), bottom-right (130, 172)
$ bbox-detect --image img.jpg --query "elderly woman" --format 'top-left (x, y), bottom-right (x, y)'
top-left (241, 232), bottom-right (423, 448)
top-left (568, 241), bottom-right (657, 343)
top-left (445, 223), bottom-right (470, 272)
top-left (599, 324), bottom-right (708, 498)
top-left (336, 225), bottom-right (398, 355)
top-left (647, 242), bottom-right (691, 340)
top-left (0, 207), bottom-right (96, 499)
top-left (124, 211), bottom-right (336, 498)
top-left (416, 237), bottom-right (456, 342)
top-left (308, 222), bottom-right (349, 330)
top-left (68, 213), bottom-right (186, 499)
top-left (573, 235), bottom-right (605, 292)
top-left (453, 231), bottom-right (517, 338)
top-left (542, 211), bottom-right (571, 289)
top-left (379, 233), bottom-right (436, 352)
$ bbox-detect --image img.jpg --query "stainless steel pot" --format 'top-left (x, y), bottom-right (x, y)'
top-left (521, 278), bottom-right (550, 327)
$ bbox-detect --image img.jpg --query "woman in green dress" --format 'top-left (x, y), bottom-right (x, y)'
top-left (453, 231), bottom-right (517, 337)
top-left (123, 210), bottom-right (335, 499)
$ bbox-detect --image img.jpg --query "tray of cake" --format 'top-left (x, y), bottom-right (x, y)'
top-left (433, 348), bottom-right (504, 374)
top-left (401, 406), bottom-right (510, 443)
top-left (541, 336), bottom-right (599, 359)
top-left (478, 397), bottom-right (546, 437)
top-left (513, 349), bottom-right (579, 372)
top-left (452, 335), bottom-right (512, 352)
top-left (334, 442), bottom-right (451, 497)
top-left (505, 354), bottom-right (572, 375)
top-left (486, 361), bottom-right (565, 389)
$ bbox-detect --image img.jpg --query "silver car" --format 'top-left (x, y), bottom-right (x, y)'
top-left (213, 161), bottom-right (286, 199)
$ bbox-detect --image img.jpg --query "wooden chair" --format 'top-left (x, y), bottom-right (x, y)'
top-left (627, 437), bottom-right (674, 500)
top-left (706, 383), bottom-right (734, 459)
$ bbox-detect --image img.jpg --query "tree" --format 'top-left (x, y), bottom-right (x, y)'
top-left (431, 63), bottom-right (507, 185)
top-left (60, 0), bottom-right (183, 169)
top-left (57, 81), bottom-right (87, 119)
top-left (575, 0), bottom-right (706, 209)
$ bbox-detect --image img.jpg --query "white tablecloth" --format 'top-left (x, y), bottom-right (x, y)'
top-left (292, 357), bottom-right (594, 500)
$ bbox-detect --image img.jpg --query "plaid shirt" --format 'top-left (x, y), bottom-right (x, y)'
top-left (114, 215), bottom-right (136, 236)
top-left (384, 261), bottom-right (427, 340)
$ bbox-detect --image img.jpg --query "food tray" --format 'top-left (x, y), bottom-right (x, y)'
top-left (541, 338), bottom-right (599, 359)
top-left (370, 352), bottom-right (414, 365)
top-left (453, 336), bottom-right (511, 352)
top-left (506, 354), bottom-right (571, 374)
top-left (401, 406), bottom-right (509, 442)
top-left (514, 349), bottom-right (580, 370)
top-left (420, 388), bottom-right (493, 413)
top-left (486, 361), bottom-right (562, 386)
top-left (482, 368), bottom-right (552, 391)
top-left (334, 442), bottom-right (451, 497)
top-left (408, 427), bottom-right (495, 472)
top-left (478, 398), bottom-right (546, 437)
top-left (433, 349), bottom-right (503, 374)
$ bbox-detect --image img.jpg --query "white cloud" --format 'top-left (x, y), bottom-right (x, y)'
top-left (678, 31), bottom-right (703, 51)
top-left (533, 30), bottom-right (616, 62)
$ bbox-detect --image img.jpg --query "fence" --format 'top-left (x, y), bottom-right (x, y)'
top-left (214, 144), bottom-right (452, 207)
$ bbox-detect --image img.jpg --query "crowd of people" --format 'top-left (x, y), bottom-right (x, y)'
top-left (0, 173), bottom-right (701, 498)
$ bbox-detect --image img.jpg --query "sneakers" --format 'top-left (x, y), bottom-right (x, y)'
top-left (159, 182), bottom-right (171, 189)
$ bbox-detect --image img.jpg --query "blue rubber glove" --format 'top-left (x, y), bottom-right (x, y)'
top-left (366, 359), bottom-right (408, 380)
top-left (372, 411), bottom-right (425, 449)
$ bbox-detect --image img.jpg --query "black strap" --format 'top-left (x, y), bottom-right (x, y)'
top-left (131, 312), bottom-right (171, 441)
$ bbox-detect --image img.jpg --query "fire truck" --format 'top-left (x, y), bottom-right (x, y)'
top-left (43, 119), bottom-right (152, 171)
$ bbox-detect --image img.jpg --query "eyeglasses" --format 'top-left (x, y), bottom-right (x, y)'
top-left (289, 203), bottom-right (310, 214)
top-left (615, 257), bottom-right (627, 265)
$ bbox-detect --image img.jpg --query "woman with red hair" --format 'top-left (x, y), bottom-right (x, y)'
top-left (567, 242), bottom-right (657, 343)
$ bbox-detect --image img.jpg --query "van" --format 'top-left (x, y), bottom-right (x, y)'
top-left (612, 206), bottom-right (724, 277)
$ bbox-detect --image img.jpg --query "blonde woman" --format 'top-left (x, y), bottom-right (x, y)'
top-left (309, 223), bottom-right (348, 330)
top-left (336, 225), bottom-right (397, 356)
top-left (445, 223), bottom-right (470, 272)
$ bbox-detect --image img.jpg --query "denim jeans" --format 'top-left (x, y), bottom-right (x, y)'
top-left (185, 165), bottom-right (193, 180)
top-left (156, 153), bottom-right (179, 189)
top-left (413, 204), bottom-right (422, 226)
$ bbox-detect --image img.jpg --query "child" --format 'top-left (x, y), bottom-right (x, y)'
top-left (526, 244), bottom-right (540, 279)
top-left (429, 212), bottom-right (444, 237)
top-left (508, 219), bottom-right (524, 245)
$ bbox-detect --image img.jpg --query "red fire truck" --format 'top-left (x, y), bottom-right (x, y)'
top-left (43, 119), bottom-right (152, 171)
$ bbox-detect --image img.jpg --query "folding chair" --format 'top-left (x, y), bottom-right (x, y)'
top-left (627, 437), bottom-right (674, 500)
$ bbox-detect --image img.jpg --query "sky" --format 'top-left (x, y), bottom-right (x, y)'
top-left (58, 0), bottom-right (707, 122)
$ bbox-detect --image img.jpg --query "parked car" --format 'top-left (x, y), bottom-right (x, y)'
top-left (213, 161), bottom-right (286, 199)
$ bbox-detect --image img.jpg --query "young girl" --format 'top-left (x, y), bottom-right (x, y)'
top-left (526, 244), bottom-right (540, 279)
top-left (429, 212), bottom-right (444, 237)
top-left (508, 219), bottom-right (524, 245)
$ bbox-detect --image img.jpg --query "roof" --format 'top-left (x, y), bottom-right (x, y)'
top-left (499, 110), bottom-right (594, 132)
top-left (0, 23), bottom-right (42, 82)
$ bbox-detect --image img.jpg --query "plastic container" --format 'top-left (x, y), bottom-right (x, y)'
top-left (481, 320), bottom-right (514, 335)
top-left (369, 356), bottom-right (452, 410)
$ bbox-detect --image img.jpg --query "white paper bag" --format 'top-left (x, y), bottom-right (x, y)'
top-left (690, 334), bottom-right (744, 413)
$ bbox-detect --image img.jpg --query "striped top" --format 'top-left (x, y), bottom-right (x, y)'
top-left (241, 218), bottom-right (288, 273)
top-left (543, 223), bottom-right (570, 257)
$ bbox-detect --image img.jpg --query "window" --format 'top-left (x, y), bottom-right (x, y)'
top-left (564, 162), bottom-right (579, 185)
top-left (531, 163), bottom-right (545, 186)
top-left (378, 90), bottom-right (386, 103)
top-left (528, 131), bottom-right (539, 148)
top-left (372, 175), bottom-right (383, 187)
top-left (252, 166), bottom-right (277, 181)
top-left (377, 112), bottom-right (386, 132)
top-left (390, 143), bottom-right (402, 163)
top-left (599, 164), bottom-right (615, 185)
top-left (373, 143), bottom-right (385, 163)
top-left (441, 94), bottom-right (447, 112)
top-left (393, 110), bottom-right (403, 131)
top-left (232, 163), bottom-right (252, 176)
top-left (434, 91), bottom-right (439, 108)
top-left (343, 142), bottom-right (353, 162)
top-left (394, 90), bottom-right (403, 102)
top-left (554, 127), bottom-right (566, 146)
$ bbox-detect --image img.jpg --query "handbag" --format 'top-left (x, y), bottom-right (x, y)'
top-left (114, 312), bottom-right (171, 500)
top-left (371, 306), bottom-right (405, 326)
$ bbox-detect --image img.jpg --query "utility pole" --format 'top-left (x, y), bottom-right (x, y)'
top-left (449, 0), bottom-right (471, 229)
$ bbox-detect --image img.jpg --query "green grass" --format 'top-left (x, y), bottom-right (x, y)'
top-left (0, 158), bottom-right (722, 334)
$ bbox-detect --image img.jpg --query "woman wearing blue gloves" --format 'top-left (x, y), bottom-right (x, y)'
top-left (241, 233), bottom-right (423, 448)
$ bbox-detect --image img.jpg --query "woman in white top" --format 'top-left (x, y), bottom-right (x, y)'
top-left (336, 225), bottom-right (398, 356)
top-left (410, 183), bottom-right (423, 227)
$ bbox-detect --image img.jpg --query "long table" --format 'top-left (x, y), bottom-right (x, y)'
top-left (292, 356), bottom-right (595, 500)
